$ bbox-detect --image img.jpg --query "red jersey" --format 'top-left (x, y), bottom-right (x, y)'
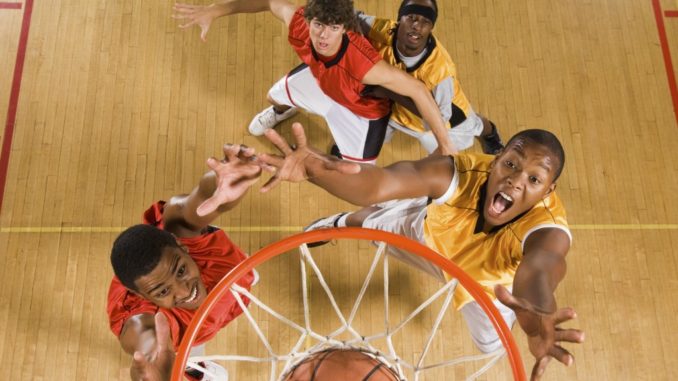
top-left (107, 201), bottom-right (254, 348)
top-left (288, 8), bottom-right (390, 119)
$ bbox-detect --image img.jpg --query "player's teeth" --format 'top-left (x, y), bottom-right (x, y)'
top-left (500, 192), bottom-right (513, 202)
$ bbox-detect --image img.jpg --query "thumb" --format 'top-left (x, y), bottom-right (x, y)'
top-left (132, 350), bottom-right (148, 368)
top-left (494, 285), bottom-right (521, 310)
top-left (200, 25), bottom-right (210, 42)
top-left (154, 313), bottom-right (173, 351)
top-left (196, 196), bottom-right (222, 217)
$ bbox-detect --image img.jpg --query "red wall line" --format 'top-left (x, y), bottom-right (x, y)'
top-left (0, 0), bottom-right (33, 212)
top-left (651, 0), bottom-right (678, 126)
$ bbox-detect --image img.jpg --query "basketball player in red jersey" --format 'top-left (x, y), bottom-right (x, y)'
top-left (108, 144), bottom-right (262, 381)
top-left (173, 0), bottom-right (457, 163)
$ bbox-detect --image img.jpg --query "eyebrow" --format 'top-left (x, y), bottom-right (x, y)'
top-left (538, 157), bottom-right (553, 173)
top-left (510, 145), bottom-right (527, 158)
top-left (148, 254), bottom-right (181, 295)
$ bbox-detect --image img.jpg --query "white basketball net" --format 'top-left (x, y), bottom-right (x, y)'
top-left (187, 241), bottom-right (506, 381)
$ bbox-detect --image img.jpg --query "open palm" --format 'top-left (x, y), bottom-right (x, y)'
top-left (196, 144), bottom-right (263, 217)
top-left (495, 285), bottom-right (584, 380)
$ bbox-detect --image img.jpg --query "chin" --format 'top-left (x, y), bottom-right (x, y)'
top-left (483, 211), bottom-right (510, 227)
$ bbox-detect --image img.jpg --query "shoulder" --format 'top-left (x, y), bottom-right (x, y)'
top-left (410, 154), bottom-right (457, 200)
top-left (454, 152), bottom-right (494, 175)
top-left (508, 192), bottom-right (571, 251)
top-left (367, 17), bottom-right (396, 43)
top-left (346, 30), bottom-right (381, 63)
top-left (413, 37), bottom-right (456, 82)
top-left (288, 7), bottom-right (309, 42)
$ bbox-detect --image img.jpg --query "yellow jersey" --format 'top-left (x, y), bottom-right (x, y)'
top-left (423, 153), bottom-right (571, 308)
top-left (367, 18), bottom-right (472, 132)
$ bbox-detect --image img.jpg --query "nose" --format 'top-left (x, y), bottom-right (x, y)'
top-left (174, 282), bottom-right (192, 302)
top-left (318, 26), bottom-right (328, 39)
top-left (506, 172), bottom-right (525, 190)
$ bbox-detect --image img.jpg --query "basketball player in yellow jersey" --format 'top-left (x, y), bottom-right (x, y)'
top-left (356, 0), bottom-right (504, 154)
top-left (254, 124), bottom-right (584, 380)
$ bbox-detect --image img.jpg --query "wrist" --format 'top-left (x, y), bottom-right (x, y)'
top-left (211, 2), bottom-right (231, 17)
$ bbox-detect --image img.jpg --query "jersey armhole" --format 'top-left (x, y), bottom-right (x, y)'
top-left (432, 159), bottom-right (459, 205)
top-left (521, 224), bottom-right (573, 252)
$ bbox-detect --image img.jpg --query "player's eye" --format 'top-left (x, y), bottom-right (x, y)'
top-left (529, 176), bottom-right (541, 185)
top-left (177, 264), bottom-right (186, 278)
top-left (504, 160), bottom-right (516, 169)
top-left (157, 288), bottom-right (170, 298)
top-left (330, 25), bottom-right (340, 32)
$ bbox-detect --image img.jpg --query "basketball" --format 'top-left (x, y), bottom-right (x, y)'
top-left (283, 349), bottom-right (400, 381)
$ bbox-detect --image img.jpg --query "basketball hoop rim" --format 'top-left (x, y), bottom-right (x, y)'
top-left (171, 227), bottom-right (527, 381)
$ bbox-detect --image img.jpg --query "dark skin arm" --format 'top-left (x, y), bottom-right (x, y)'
top-left (258, 123), bottom-right (455, 204)
top-left (495, 228), bottom-right (585, 381)
top-left (127, 313), bottom-right (175, 381)
top-left (162, 144), bottom-right (263, 237)
top-left (119, 144), bottom-right (264, 380)
top-left (362, 85), bottom-right (422, 117)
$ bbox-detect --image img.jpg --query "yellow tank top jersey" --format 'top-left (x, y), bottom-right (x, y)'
top-left (367, 18), bottom-right (472, 133)
top-left (423, 153), bottom-right (570, 308)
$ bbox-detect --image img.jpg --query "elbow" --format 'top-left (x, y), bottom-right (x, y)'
top-left (412, 80), bottom-right (430, 101)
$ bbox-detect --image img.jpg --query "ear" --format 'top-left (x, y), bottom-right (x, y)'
top-left (544, 182), bottom-right (556, 197)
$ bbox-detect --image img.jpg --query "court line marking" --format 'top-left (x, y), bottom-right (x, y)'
top-left (2, 224), bottom-right (678, 233)
top-left (0, 2), bottom-right (22, 9)
top-left (0, 0), bottom-right (33, 213)
top-left (652, 0), bottom-right (678, 126)
top-left (665, 10), bottom-right (678, 17)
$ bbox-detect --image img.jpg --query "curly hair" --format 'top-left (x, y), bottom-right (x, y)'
top-left (110, 224), bottom-right (180, 292)
top-left (304, 0), bottom-right (356, 30)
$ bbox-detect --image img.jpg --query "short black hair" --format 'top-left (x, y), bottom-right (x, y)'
top-left (504, 129), bottom-right (566, 181)
top-left (304, 0), bottom-right (356, 30)
top-left (110, 224), bottom-right (180, 292)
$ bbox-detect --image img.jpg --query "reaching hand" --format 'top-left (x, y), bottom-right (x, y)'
top-left (258, 123), bottom-right (361, 193)
top-left (173, 3), bottom-right (225, 42)
top-left (196, 144), bottom-right (264, 216)
top-left (431, 139), bottom-right (458, 157)
top-left (495, 285), bottom-right (584, 381)
top-left (130, 313), bottom-right (175, 381)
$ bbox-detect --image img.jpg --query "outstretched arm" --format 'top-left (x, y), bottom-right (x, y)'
top-left (259, 123), bottom-right (455, 206)
top-left (362, 61), bottom-right (457, 155)
top-left (495, 228), bottom-right (584, 381)
top-left (173, 0), bottom-right (298, 41)
top-left (162, 144), bottom-right (264, 238)
top-left (121, 313), bottom-right (175, 381)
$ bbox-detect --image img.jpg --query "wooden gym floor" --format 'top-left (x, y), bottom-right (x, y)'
top-left (1, 0), bottom-right (678, 379)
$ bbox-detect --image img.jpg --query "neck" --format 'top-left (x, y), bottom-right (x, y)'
top-left (396, 41), bottom-right (425, 57)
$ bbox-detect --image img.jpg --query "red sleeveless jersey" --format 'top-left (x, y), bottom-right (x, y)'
top-left (107, 201), bottom-right (254, 348)
top-left (288, 8), bottom-right (390, 119)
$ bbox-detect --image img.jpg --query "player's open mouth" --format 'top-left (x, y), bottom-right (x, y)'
top-left (489, 191), bottom-right (514, 216)
top-left (407, 32), bottom-right (421, 42)
top-left (180, 283), bottom-right (199, 305)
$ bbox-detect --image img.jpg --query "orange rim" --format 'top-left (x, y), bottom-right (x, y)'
top-left (171, 227), bottom-right (527, 381)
